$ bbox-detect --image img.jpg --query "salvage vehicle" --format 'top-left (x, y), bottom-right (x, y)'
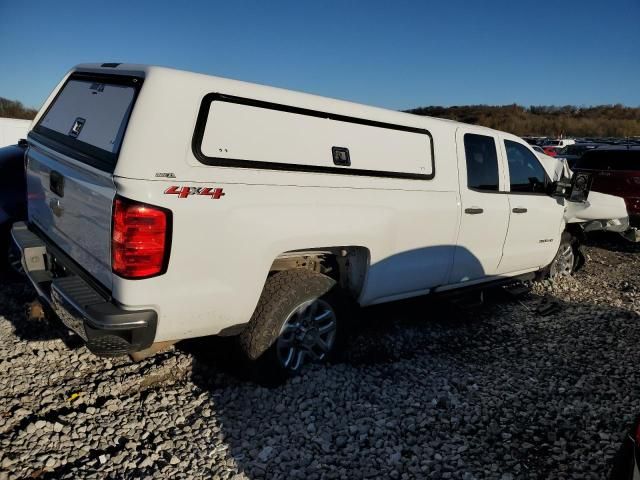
top-left (536, 153), bottom-right (635, 269)
top-left (543, 138), bottom-right (576, 149)
top-left (10, 64), bottom-right (631, 379)
top-left (555, 143), bottom-right (602, 169)
top-left (543, 146), bottom-right (562, 157)
top-left (573, 146), bottom-right (640, 228)
top-left (609, 415), bottom-right (640, 480)
top-left (0, 141), bottom-right (27, 270)
top-left (542, 139), bottom-right (576, 158)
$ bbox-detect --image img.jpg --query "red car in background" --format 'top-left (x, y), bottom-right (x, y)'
top-left (572, 146), bottom-right (640, 227)
top-left (543, 146), bottom-right (562, 157)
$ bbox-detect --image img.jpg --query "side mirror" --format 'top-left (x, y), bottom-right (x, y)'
top-left (548, 179), bottom-right (571, 198)
top-left (549, 173), bottom-right (592, 202)
top-left (568, 173), bottom-right (592, 203)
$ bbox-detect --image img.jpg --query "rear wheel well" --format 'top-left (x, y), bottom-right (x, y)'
top-left (269, 247), bottom-right (369, 301)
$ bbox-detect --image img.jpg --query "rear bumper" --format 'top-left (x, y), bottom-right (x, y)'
top-left (10, 222), bottom-right (157, 356)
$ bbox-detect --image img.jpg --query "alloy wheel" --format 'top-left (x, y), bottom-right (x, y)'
top-left (276, 298), bottom-right (337, 373)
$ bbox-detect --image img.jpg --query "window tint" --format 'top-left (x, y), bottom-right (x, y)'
top-left (575, 149), bottom-right (640, 171)
top-left (464, 134), bottom-right (499, 191)
top-left (562, 145), bottom-right (581, 155)
top-left (505, 140), bottom-right (548, 193)
top-left (562, 145), bottom-right (598, 156)
top-left (39, 79), bottom-right (135, 154)
top-left (33, 74), bottom-right (141, 172)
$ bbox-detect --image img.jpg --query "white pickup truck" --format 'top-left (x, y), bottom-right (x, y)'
top-left (10, 64), bottom-right (630, 380)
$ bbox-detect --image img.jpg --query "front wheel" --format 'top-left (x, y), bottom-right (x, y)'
top-left (548, 232), bottom-right (577, 279)
top-left (239, 269), bottom-right (345, 383)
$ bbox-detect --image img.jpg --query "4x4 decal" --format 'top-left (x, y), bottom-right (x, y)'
top-left (164, 186), bottom-right (225, 199)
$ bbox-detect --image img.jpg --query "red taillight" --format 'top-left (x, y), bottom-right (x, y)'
top-left (112, 197), bottom-right (171, 279)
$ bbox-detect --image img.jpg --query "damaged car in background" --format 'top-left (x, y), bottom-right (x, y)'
top-left (536, 150), bottom-right (635, 263)
top-left (571, 146), bottom-right (640, 240)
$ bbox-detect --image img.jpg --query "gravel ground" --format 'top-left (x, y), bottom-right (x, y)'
top-left (2, 233), bottom-right (640, 479)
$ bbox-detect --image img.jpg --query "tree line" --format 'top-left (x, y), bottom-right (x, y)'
top-left (2, 95), bottom-right (639, 137)
top-left (406, 104), bottom-right (640, 137)
top-left (0, 97), bottom-right (38, 120)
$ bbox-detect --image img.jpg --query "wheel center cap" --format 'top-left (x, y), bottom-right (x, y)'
top-left (301, 328), bottom-right (318, 346)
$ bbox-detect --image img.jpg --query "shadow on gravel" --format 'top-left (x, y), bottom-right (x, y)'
top-left (584, 231), bottom-right (640, 254)
top-left (184, 285), bottom-right (640, 480)
top-left (4, 261), bottom-right (640, 478)
top-left (179, 335), bottom-right (252, 382)
top-left (0, 271), bottom-right (83, 348)
top-left (179, 294), bottom-right (478, 380)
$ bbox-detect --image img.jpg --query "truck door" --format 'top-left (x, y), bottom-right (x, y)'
top-left (496, 138), bottom-right (565, 274)
top-left (450, 129), bottom-right (510, 283)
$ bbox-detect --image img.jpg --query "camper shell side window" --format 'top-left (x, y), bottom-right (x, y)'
top-left (192, 94), bottom-right (436, 180)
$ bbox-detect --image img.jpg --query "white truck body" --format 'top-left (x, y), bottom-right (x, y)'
top-left (11, 64), bottom-right (629, 365)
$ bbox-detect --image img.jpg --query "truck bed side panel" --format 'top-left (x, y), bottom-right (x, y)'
top-left (112, 178), bottom-right (459, 341)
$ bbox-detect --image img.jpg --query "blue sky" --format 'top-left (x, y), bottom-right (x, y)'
top-left (1, 0), bottom-right (638, 110)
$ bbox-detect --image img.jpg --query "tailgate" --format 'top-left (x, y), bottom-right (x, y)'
top-left (26, 72), bottom-right (143, 291)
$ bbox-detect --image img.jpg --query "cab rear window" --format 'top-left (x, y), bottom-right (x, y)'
top-left (31, 73), bottom-right (142, 172)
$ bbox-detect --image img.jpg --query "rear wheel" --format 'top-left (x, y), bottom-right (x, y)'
top-left (276, 297), bottom-right (338, 372)
top-left (239, 269), bottom-right (345, 383)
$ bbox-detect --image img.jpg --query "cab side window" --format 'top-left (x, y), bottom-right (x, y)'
top-left (504, 140), bottom-right (548, 193)
top-left (464, 133), bottom-right (499, 192)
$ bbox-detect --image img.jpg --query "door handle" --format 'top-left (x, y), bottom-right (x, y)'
top-left (49, 198), bottom-right (64, 217)
top-left (50, 170), bottom-right (64, 197)
top-left (512, 207), bottom-right (528, 214)
top-left (464, 207), bottom-right (484, 215)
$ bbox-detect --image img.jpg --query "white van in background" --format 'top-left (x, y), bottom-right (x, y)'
top-left (543, 138), bottom-right (576, 148)
top-left (0, 118), bottom-right (31, 148)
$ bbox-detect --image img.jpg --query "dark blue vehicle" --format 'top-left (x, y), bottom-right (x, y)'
top-left (610, 416), bottom-right (640, 479)
top-left (0, 141), bottom-right (27, 269)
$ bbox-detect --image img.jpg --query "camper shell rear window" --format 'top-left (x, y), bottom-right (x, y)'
top-left (30, 73), bottom-right (143, 172)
